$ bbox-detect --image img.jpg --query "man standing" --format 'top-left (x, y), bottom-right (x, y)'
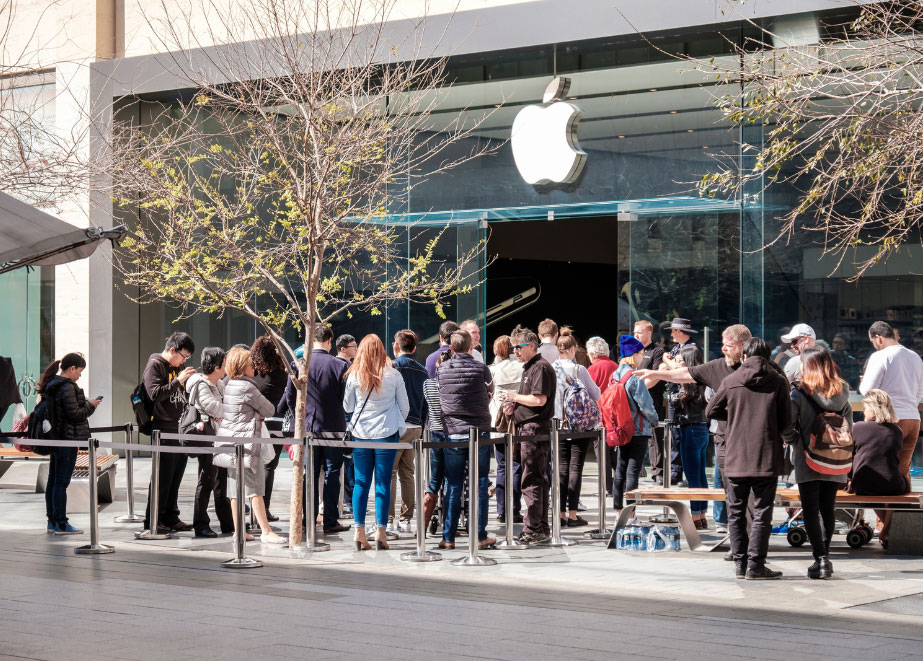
top-left (335, 335), bottom-right (357, 363)
top-left (860, 321), bottom-right (923, 485)
top-left (633, 321), bottom-right (667, 484)
top-left (537, 318), bottom-right (560, 364)
top-left (438, 330), bottom-right (496, 549)
top-left (390, 330), bottom-right (428, 533)
top-left (501, 325), bottom-right (556, 545)
top-left (461, 319), bottom-right (485, 362)
top-left (144, 331), bottom-right (197, 534)
top-left (706, 338), bottom-right (792, 580)
top-left (334, 333), bottom-right (356, 511)
top-left (780, 324), bottom-right (816, 386)
top-left (426, 321), bottom-right (460, 379)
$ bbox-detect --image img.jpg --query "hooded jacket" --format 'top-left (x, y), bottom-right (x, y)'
top-left (142, 353), bottom-right (187, 435)
top-left (45, 375), bottom-right (95, 441)
top-left (781, 383), bottom-right (851, 485)
top-left (705, 356), bottom-right (793, 479)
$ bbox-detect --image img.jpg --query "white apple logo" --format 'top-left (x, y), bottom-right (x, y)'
top-left (511, 77), bottom-right (587, 185)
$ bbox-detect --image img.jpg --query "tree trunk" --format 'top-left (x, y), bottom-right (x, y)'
top-left (288, 368), bottom-right (308, 547)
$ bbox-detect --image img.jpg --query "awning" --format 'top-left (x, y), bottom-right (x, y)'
top-left (0, 191), bottom-right (126, 275)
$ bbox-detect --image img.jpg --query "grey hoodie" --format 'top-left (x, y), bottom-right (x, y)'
top-left (782, 382), bottom-right (852, 484)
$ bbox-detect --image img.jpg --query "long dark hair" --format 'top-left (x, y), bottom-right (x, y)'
top-left (679, 346), bottom-right (705, 405)
top-left (38, 353), bottom-right (86, 393)
top-left (250, 335), bottom-right (285, 375)
top-left (800, 347), bottom-right (847, 399)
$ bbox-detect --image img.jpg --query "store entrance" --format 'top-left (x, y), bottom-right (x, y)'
top-left (485, 215), bottom-right (620, 357)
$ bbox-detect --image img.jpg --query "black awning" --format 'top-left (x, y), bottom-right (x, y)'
top-left (0, 192), bottom-right (126, 275)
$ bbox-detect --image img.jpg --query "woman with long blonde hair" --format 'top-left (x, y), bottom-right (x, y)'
top-left (344, 335), bottom-right (409, 550)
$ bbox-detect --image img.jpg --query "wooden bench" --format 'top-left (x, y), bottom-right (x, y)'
top-left (608, 488), bottom-right (727, 552)
top-left (0, 447), bottom-right (49, 481)
top-left (36, 450), bottom-right (119, 510)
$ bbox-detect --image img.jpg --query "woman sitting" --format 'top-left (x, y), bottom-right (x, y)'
top-left (849, 389), bottom-right (909, 548)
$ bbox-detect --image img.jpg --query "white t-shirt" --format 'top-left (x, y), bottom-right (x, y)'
top-left (859, 344), bottom-right (923, 420)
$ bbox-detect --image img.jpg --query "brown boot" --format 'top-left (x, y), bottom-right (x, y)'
top-left (422, 492), bottom-right (437, 535)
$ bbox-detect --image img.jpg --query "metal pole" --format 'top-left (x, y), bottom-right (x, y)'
top-left (703, 326), bottom-right (711, 362)
top-left (222, 443), bottom-right (263, 568)
top-left (451, 427), bottom-right (496, 566)
top-left (586, 428), bottom-right (611, 539)
top-left (114, 424), bottom-right (144, 523)
top-left (652, 420), bottom-right (677, 523)
top-left (135, 430), bottom-right (171, 540)
top-left (401, 428), bottom-right (441, 562)
top-left (305, 436), bottom-right (330, 552)
top-left (497, 432), bottom-right (527, 549)
top-left (76, 438), bottom-right (114, 555)
top-left (548, 419), bottom-right (575, 547)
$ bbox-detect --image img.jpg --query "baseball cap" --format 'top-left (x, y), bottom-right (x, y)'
top-left (781, 324), bottom-right (816, 343)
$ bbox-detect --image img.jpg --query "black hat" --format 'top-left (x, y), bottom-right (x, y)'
top-left (666, 317), bottom-right (698, 334)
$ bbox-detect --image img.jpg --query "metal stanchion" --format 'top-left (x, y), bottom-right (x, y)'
top-left (402, 429), bottom-right (441, 562)
top-left (114, 424), bottom-right (144, 523)
top-left (548, 420), bottom-right (576, 547)
top-left (223, 443), bottom-right (263, 568)
top-left (497, 432), bottom-right (527, 550)
top-left (76, 438), bottom-right (114, 555)
top-left (651, 420), bottom-right (678, 524)
top-left (586, 428), bottom-right (611, 539)
top-left (304, 437), bottom-right (331, 552)
top-left (135, 430), bottom-right (172, 540)
top-left (451, 427), bottom-right (496, 566)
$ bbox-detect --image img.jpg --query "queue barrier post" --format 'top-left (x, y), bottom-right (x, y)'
top-left (496, 432), bottom-right (527, 550)
top-left (585, 428), bottom-right (611, 539)
top-left (651, 420), bottom-right (678, 524)
top-left (304, 436), bottom-right (330, 552)
top-left (548, 419), bottom-right (576, 547)
top-left (451, 427), bottom-right (496, 566)
top-left (75, 438), bottom-right (114, 555)
top-left (114, 423), bottom-right (145, 523)
top-left (222, 443), bottom-right (263, 568)
top-left (134, 430), bottom-right (172, 540)
top-left (401, 427), bottom-right (441, 562)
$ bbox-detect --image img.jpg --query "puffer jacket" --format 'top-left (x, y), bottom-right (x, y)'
top-left (343, 366), bottom-right (409, 439)
top-left (185, 373), bottom-right (225, 425)
top-left (45, 376), bottom-right (95, 441)
top-left (216, 377), bottom-right (275, 469)
top-left (438, 353), bottom-right (494, 435)
top-left (782, 383), bottom-right (851, 485)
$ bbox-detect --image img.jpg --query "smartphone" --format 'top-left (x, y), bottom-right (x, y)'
top-left (95, 395), bottom-right (104, 401)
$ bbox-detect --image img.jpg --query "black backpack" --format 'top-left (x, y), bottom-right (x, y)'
top-left (131, 382), bottom-right (154, 436)
top-left (26, 395), bottom-right (57, 455)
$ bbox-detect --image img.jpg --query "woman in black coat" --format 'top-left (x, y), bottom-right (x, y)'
top-left (37, 353), bottom-right (100, 535)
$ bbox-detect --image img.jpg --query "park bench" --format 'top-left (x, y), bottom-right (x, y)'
top-left (0, 447), bottom-right (48, 481)
top-left (36, 450), bottom-right (119, 512)
top-left (608, 488), bottom-right (727, 552)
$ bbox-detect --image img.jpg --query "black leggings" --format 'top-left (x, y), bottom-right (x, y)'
top-left (612, 435), bottom-right (647, 511)
top-left (559, 438), bottom-right (590, 512)
top-left (798, 480), bottom-right (839, 559)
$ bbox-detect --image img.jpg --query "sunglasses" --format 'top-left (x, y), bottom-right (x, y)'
top-left (512, 342), bottom-right (530, 351)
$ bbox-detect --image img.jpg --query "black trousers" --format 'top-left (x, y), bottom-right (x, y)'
top-left (612, 435), bottom-right (647, 511)
top-left (263, 444), bottom-right (284, 513)
top-left (519, 422), bottom-right (550, 536)
top-left (193, 454), bottom-right (233, 532)
top-left (144, 449), bottom-right (188, 528)
top-left (798, 480), bottom-right (838, 559)
top-left (559, 438), bottom-right (590, 512)
top-left (726, 475), bottom-right (777, 570)
top-left (648, 424), bottom-right (682, 483)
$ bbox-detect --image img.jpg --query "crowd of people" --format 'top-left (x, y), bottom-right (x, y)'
top-left (17, 311), bottom-right (923, 581)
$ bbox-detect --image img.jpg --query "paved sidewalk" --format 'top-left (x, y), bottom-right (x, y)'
top-left (1, 455), bottom-right (922, 660)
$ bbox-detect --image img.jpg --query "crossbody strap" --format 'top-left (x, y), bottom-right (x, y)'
top-left (347, 388), bottom-right (373, 436)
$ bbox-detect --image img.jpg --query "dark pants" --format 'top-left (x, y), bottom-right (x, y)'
top-left (726, 475), bottom-right (777, 570)
top-left (595, 437), bottom-right (616, 494)
top-left (519, 423), bottom-right (550, 536)
top-left (193, 454), bottom-right (233, 532)
top-left (311, 446), bottom-right (344, 529)
top-left (798, 480), bottom-right (838, 559)
top-left (613, 435), bottom-right (647, 510)
top-left (263, 444), bottom-right (284, 513)
top-left (713, 447), bottom-right (727, 525)
top-left (494, 441), bottom-right (522, 517)
top-left (559, 438), bottom-right (590, 512)
top-left (145, 449), bottom-right (188, 528)
top-left (649, 423), bottom-right (682, 483)
top-left (46, 447), bottom-right (78, 524)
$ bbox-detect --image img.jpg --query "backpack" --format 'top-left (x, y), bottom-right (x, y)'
top-left (24, 395), bottom-right (58, 455)
top-left (556, 364), bottom-right (600, 431)
top-left (131, 381), bottom-right (154, 436)
top-left (802, 392), bottom-right (854, 475)
top-left (599, 370), bottom-right (639, 447)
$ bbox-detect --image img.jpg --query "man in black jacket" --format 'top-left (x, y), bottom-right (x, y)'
top-left (438, 330), bottom-right (496, 549)
top-left (390, 330), bottom-right (428, 533)
top-left (143, 331), bottom-right (196, 534)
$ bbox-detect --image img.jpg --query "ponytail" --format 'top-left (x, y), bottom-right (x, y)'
top-left (37, 352), bottom-right (86, 393)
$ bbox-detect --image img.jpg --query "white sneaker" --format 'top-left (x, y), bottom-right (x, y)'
top-left (398, 519), bottom-right (413, 533)
top-left (577, 501), bottom-right (588, 512)
top-left (716, 525), bottom-right (728, 534)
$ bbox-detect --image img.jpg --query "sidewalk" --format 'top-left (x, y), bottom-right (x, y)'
top-left (1, 455), bottom-right (922, 660)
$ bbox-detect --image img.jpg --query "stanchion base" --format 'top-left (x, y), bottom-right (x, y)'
top-left (304, 542), bottom-right (330, 552)
top-left (75, 544), bottom-right (114, 555)
top-left (496, 540), bottom-right (529, 550)
top-left (546, 536), bottom-right (578, 547)
top-left (221, 557), bottom-right (263, 569)
top-left (450, 554), bottom-right (497, 566)
top-left (584, 529), bottom-right (612, 540)
top-left (400, 550), bottom-right (442, 562)
top-left (114, 514), bottom-right (145, 523)
top-left (134, 530), bottom-right (172, 540)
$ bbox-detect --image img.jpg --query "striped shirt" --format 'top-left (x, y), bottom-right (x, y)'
top-left (422, 379), bottom-right (444, 432)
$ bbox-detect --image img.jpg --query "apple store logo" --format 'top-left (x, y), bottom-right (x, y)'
top-left (511, 76), bottom-right (587, 186)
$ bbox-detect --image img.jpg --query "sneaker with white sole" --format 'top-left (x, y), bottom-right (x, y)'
top-left (398, 519), bottom-right (413, 533)
top-left (577, 501), bottom-right (588, 512)
top-left (716, 525), bottom-right (728, 534)
top-left (54, 521), bottom-right (83, 535)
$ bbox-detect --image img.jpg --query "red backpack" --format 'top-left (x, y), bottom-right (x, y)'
top-left (599, 369), bottom-right (639, 447)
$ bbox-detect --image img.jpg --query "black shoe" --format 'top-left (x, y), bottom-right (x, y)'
top-left (567, 516), bottom-right (589, 527)
top-left (735, 561), bottom-right (747, 579)
top-left (746, 566), bottom-right (782, 580)
top-left (266, 512), bottom-right (279, 523)
top-left (513, 514), bottom-right (524, 524)
top-left (807, 556), bottom-right (833, 580)
top-left (497, 514), bottom-right (505, 524)
top-left (724, 550), bottom-right (734, 561)
top-left (195, 528), bottom-right (218, 538)
top-left (323, 524), bottom-right (351, 534)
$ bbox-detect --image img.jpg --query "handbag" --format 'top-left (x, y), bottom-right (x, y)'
top-left (178, 382), bottom-right (215, 447)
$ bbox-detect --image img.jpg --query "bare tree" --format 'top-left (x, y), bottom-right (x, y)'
top-left (694, 1), bottom-right (923, 279)
top-left (109, 0), bottom-right (496, 547)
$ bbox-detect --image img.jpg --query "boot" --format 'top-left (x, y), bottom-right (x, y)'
top-left (422, 492), bottom-right (437, 534)
top-left (353, 527), bottom-right (371, 552)
top-left (807, 555), bottom-right (832, 579)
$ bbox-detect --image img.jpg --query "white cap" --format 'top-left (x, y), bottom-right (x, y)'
top-left (781, 323), bottom-right (816, 343)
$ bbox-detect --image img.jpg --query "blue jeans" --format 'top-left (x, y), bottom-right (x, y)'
top-left (494, 441), bottom-right (521, 517)
top-left (427, 431), bottom-right (448, 495)
top-left (443, 437), bottom-right (491, 543)
top-left (352, 432), bottom-right (399, 528)
top-left (46, 447), bottom-right (78, 525)
top-left (713, 452), bottom-right (727, 525)
top-left (679, 424), bottom-right (709, 514)
top-left (313, 446), bottom-right (344, 528)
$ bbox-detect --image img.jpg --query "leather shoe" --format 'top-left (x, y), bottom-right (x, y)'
top-left (323, 524), bottom-right (351, 534)
top-left (746, 566), bottom-right (782, 580)
top-left (437, 540), bottom-right (455, 550)
top-left (735, 561), bottom-right (746, 579)
top-left (478, 537), bottom-right (497, 550)
top-left (807, 556), bottom-right (833, 579)
top-left (195, 528), bottom-right (218, 538)
top-left (266, 512), bottom-right (279, 522)
top-left (171, 521), bottom-right (194, 532)
top-left (724, 550), bottom-right (734, 561)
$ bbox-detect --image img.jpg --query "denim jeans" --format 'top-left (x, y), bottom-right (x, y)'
top-left (494, 440), bottom-right (522, 517)
top-left (713, 451), bottom-right (727, 525)
top-left (678, 423), bottom-right (710, 514)
top-left (46, 447), bottom-right (78, 524)
top-left (443, 436), bottom-right (491, 543)
top-left (427, 430), bottom-right (448, 494)
top-left (612, 435), bottom-right (647, 511)
top-left (351, 432), bottom-right (399, 528)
